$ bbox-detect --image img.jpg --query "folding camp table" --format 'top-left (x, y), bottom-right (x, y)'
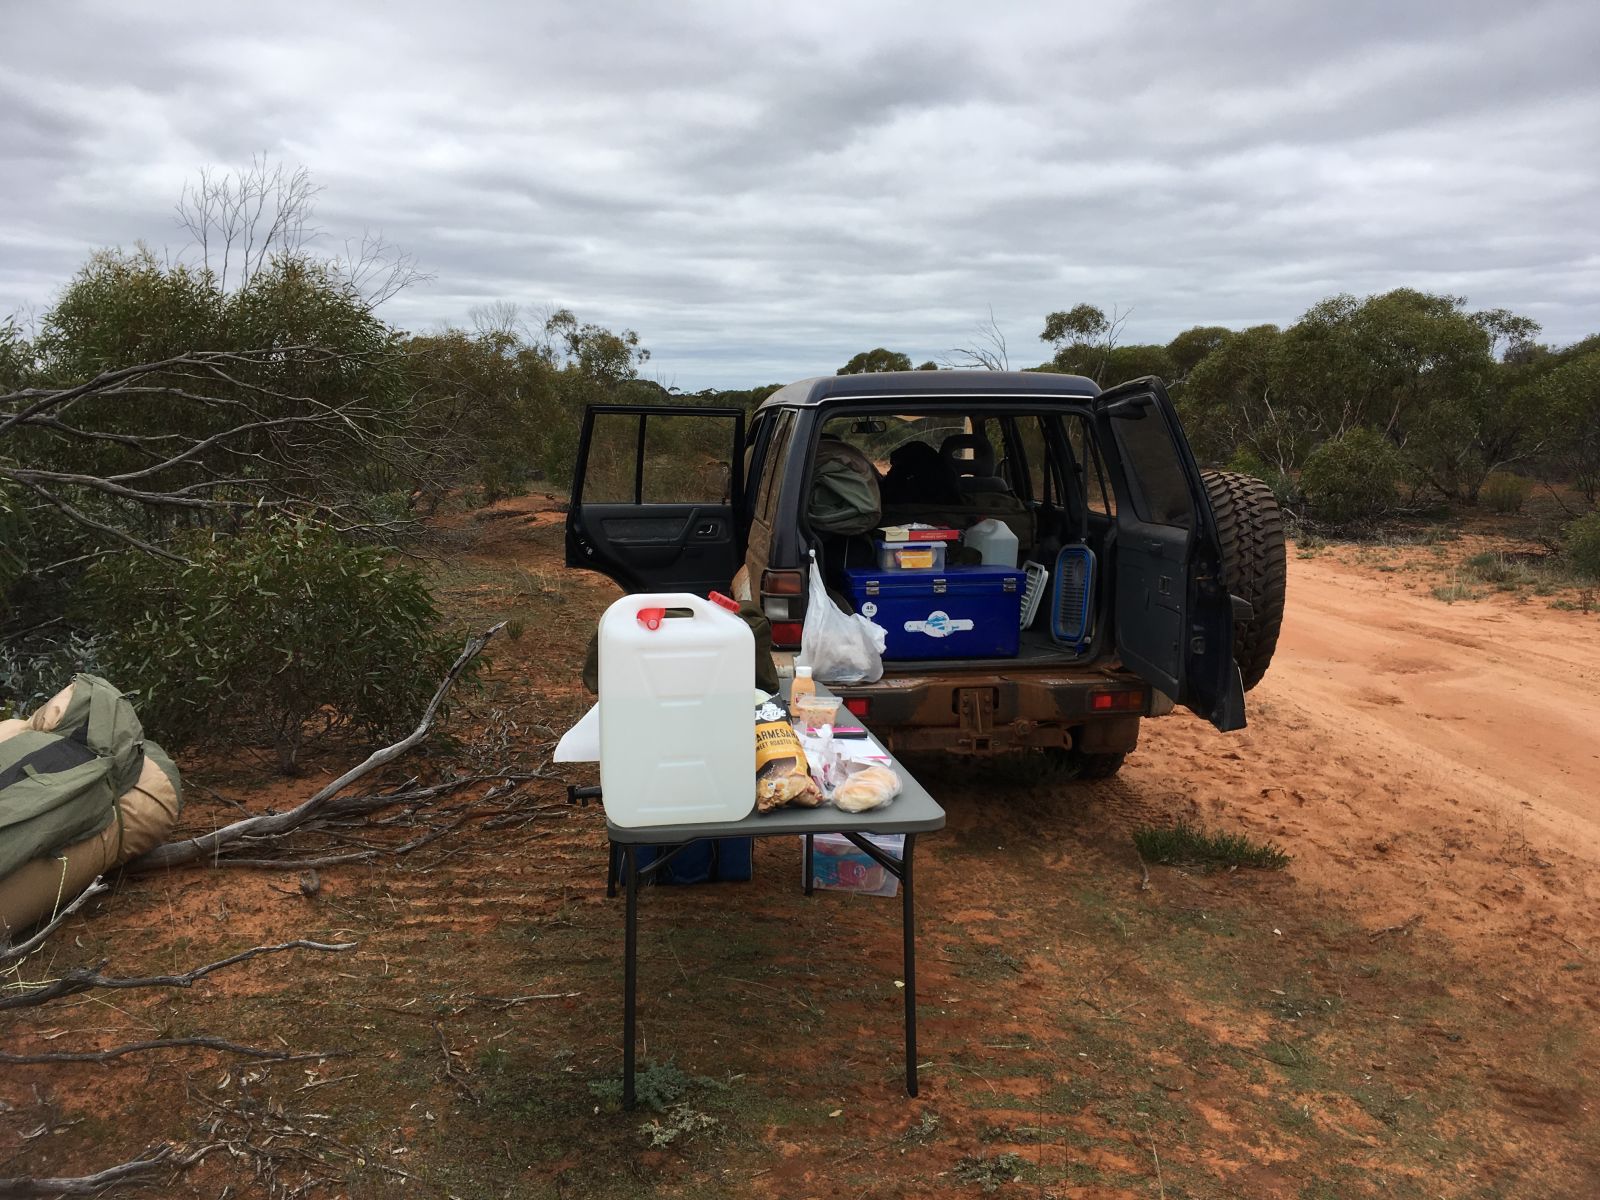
top-left (600, 750), bottom-right (945, 1110)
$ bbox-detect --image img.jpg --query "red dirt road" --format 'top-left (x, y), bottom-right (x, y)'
top-left (1272, 553), bottom-right (1600, 853)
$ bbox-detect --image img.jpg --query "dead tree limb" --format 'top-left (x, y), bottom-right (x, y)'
top-left (0, 1037), bottom-right (346, 1066)
top-left (0, 878), bottom-right (108, 964)
top-left (124, 623), bottom-right (503, 873)
top-left (0, 939), bottom-right (355, 1012)
top-left (206, 851), bottom-right (377, 870)
top-left (0, 1142), bottom-right (219, 1197)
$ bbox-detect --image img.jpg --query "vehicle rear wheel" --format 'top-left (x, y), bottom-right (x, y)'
top-left (1201, 470), bottom-right (1287, 691)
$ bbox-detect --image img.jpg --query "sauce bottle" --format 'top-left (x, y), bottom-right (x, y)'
top-left (790, 664), bottom-right (816, 708)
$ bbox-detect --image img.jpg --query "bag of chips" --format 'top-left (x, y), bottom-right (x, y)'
top-left (754, 696), bottom-right (823, 813)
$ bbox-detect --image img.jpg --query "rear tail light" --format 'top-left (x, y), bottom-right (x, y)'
top-left (762, 569), bottom-right (806, 645)
top-left (1089, 688), bottom-right (1144, 713)
top-left (771, 621), bottom-right (803, 648)
top-left (761, 569), bottom-right (804, 596)
top-left (843, 698), bottom-right (870, 717)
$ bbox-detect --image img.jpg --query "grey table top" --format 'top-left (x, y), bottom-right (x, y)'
top-left (604, 683), bottom-right (945, 844)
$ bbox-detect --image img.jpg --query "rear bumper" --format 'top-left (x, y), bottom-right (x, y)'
top-left (830, 667), bottom-right (1149, 755)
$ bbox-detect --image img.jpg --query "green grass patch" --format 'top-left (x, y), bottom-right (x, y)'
top-left (1462, 551), bottom-right (1536, 589)
top-left (588, 1061), bottom-right (727, 1114)
top-left (954, 1152), bottom-right (1030, 1192)
top-left (1431, 578), bottom-right (1484, 603)
top-left (1134, 820), bottom-right (1290, 872)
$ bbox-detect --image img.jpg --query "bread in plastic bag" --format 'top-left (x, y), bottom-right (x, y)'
top-left (833, 764), bottom-right (901, 813)
top-left (800, 553), bottom-right (886, 685)
top-left (754, 696), bottom-right (823, 813)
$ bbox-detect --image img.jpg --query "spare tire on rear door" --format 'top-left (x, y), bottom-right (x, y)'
top-left (1201, 470), bottom-right (1287, 691)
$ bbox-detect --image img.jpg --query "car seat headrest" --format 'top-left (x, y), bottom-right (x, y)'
top-left (940, 433), bottom-right (996, 478)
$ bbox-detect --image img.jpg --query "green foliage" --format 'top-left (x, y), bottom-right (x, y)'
top-left (1180, 324), bottom-right (1294, 469)
top-left (0, 318), bottom-right (33, 390)
top-left (1166, 325), bottom-right (1233, 380)
top-left (1533, 351), bottom-right (1600, 503)
top-left (1565, 513), bottom-right (1600, 581)
top-left (838, 347), bottom-right (912, 375)
top-left (1133, 820), bottom-right (1290, 871)
top-left (0, 630), bottom-right (104, 718)
top-left (1040, 303), bottom-right (1115, 379)
top-left (78, 520), bottom-right (464, 773)
top-left (1223, 448), bottom-right (1296, 511)
top-left (1299, 428), bottom-right (1403, 526)
top-left (954, 1153), bottom-right (1029, 1192)
top-left (1041, 303), bottom-right (1109, 347)
top-left (1480, 471), bottom-right (1530, 513)
top-left (639, 1103), bottom-right (720, 1148)
top-left (1431, 578), bottom-right (1484, 603)
top-left (0, 482), bottom-right (26, 614)
top-left (1099, 342), bottom-right (1176, 384)
top-left (588, 1061), bottom-right (725, 1114)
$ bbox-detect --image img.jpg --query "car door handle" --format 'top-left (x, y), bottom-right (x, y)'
top-left (694, 521), bottom-right (721, 538)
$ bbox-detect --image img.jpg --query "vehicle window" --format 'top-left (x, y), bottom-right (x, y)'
top-left (579, 411), bottom-right (645, 503)
top-left (641, 412), bottom-right (736, 503)
top-left (759, 410), bottom-right (794, 522)
top-left (1009, 416), bottom-right (1051, 503)
top-left (1111, 406), bottom-right (1194, 528)
top-left (1066, 416), bottom-right (1116, 516)
top-left (741, 412), bottom-right (770, 523)
top-left (820, 413), bottom-right (968, 473)
top-left (580, 410), bottom-right (739, 505)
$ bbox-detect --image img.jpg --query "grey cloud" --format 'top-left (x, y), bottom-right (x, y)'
top-left (1, 0), bottom-right (1597, 385)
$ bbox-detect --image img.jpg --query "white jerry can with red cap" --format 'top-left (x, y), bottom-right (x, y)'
top-left (597, 592), bottom-right (756, 827)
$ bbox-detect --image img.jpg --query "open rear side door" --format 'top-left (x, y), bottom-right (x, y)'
top-left (1095, 378), bottom-right (1244, 731)
top-left (566, 404), bottom-right (745, 597)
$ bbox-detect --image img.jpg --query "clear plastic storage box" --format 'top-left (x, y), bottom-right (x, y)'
top-left (803, 832), bottom-right (905, 896)
top-left (876, 540), bottom-right (947, 571)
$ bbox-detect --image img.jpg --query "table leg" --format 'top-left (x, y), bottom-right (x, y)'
top-left (804, 834), bottom-right (814, 896)
top-left (902, 833), bottom-right (918, 1097)
top-left (606, 841), bottom-right (618, 899)
top-left (622, 844), bottom-right (638, 1111)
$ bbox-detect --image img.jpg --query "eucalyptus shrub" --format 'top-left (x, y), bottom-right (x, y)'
top-left (1567, 512), bottom-right (1600, 583)
top-left (1299, 428), bottom-right (1403, 527)
top-left (79, 519), bottom-right (467, 773)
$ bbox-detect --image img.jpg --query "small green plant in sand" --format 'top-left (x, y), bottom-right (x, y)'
top-left (1134, 820), bottom-right (1290, 871)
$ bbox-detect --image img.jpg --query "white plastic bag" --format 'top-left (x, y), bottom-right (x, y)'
top-left (800, 553), bottom-right (886, 684)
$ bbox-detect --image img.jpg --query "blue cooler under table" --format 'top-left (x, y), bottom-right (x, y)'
top-left (845, 563), bottom-right (1025, 659)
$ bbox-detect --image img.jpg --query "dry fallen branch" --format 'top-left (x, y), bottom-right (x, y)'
top-left (0, 1036), bottom-right (345, 1066)
top-left (0, 939), bottom-right (355, 1012)
top-left (125, 623), bottom-right (502, 873)
top-left (1368, 914), bottom-right (1423, 940)
top-left (207, 852), bottom-right (377, 871)
top-left (0, 878), bottom-right (108, 964)
top-left (434, 1022), bottom-right (481, 1104)
top-left (0, 1142), bottom-right (217, 1197)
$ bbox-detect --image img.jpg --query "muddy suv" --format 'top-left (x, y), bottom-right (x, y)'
top-left (565, 370), bottom-right (1285, 776)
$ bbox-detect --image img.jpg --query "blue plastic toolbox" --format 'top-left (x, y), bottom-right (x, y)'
top-left (844, 564), bottom-right (1024, 659)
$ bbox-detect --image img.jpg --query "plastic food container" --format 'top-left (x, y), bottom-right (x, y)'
top-left (791, 693), bottom-right (843, 729)
top-left (877, 540), bottom-right (947, 571)
top-left (804, 832), bottom-right (905, 896)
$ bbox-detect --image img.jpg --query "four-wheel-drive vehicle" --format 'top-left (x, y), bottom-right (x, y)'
top-left (565, 370), bottom-right (1286, 777)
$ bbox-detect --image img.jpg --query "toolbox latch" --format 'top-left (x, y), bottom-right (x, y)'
top-left (865, 581), bottom-right (879, 597)
top-left (933, 578), bottom-right (947, 594)
top-left (1003, 577), bottom-right (1017, 592)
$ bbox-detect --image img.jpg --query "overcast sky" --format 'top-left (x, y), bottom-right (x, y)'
top-left (3, 0), bottom-right (1598, 388)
